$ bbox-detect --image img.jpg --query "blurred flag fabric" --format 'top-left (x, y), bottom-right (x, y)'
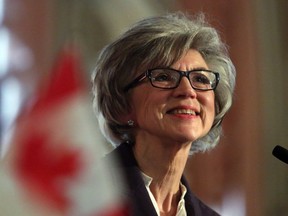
top-left (0, 46), bottom-right (129, 216)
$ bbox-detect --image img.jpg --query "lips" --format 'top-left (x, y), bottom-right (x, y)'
top-left (167, 107), bottom-right (200, 116)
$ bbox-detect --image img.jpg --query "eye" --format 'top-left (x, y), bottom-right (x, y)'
top-left (192, 74), bottom-right (211, 84)
top-left (154, 73), bottom-right (171, 81)
top-left (152, 70), bottom-right (177, 82)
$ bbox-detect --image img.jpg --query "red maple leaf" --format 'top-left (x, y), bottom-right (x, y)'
top-left (15, 129), bottom-right (82, 212)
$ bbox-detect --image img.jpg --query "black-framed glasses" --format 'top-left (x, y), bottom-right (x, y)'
top-left (124, 68), bottom-right (220, 92)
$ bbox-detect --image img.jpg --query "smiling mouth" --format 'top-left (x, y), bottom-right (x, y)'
top-left (167, 109), bottom-right (199, 116)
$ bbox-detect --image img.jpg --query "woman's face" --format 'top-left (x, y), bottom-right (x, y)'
top-left (129, 49), bottom-right (215, 144)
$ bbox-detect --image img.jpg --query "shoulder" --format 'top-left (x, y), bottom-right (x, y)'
top-left (104, 141), bottom-right (142, 187)
top-left (104, 142), bottom-right (158, 216)
top-left (104, 141), bottom-right (137, 167)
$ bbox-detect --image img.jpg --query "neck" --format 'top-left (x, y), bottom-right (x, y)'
top-left (133, 134), bottom-right (191, 214)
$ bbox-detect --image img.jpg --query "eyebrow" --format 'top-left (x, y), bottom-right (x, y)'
top-left (165, 66), bottom-right (210, 72)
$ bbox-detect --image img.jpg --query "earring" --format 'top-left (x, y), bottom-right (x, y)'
top-left (127, 120), bottom-right (134, 126)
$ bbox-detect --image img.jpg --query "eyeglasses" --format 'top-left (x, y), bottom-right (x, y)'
top-left (124, 68), bottom-right (220, 92)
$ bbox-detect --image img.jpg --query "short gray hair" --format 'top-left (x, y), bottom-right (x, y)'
top-left (92, 12), bottom-right (236, 154)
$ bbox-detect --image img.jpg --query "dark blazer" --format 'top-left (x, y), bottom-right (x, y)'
top-left (106, 141), bottom-right (220, 216)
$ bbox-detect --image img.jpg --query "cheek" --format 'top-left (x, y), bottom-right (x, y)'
top-left (200, 93), bottom-right (216, 120)
top-left (209, 96), bottom-right (216, 116)
top-left (130, 91), bottom-right (151, 121)
top-left (131, 90), bottom-right (165, 124)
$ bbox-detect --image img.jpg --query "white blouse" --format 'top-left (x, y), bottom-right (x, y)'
top-left (141, 172), bottom-right (187, 216)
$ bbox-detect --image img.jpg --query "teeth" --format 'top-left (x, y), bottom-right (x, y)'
top-left (170, 109), bottom-right (196, 115)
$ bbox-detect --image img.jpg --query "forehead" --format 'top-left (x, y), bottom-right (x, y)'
top-left (171, 49), bottom-right (208, 70)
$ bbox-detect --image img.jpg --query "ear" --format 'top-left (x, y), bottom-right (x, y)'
top-left (118, 100), bottom-right (136, 125)
top-left (119, 112), bottom-right (135, 125)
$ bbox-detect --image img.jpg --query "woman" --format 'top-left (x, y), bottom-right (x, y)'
top-left (92, 12), bottom-right (236, 216)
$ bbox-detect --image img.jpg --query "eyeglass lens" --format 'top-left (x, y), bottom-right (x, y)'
top-left (149, 68), bottom-right (216, 90)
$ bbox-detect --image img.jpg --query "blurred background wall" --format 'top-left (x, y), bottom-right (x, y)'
top-left (1, 0), bottom-right (288, 215)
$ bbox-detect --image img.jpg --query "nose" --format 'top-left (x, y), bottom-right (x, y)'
top-left (172, 76), bottom-right (197, 98)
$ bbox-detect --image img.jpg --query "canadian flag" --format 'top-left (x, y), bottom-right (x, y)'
top-left (0, 46), bottom-right (129, 216)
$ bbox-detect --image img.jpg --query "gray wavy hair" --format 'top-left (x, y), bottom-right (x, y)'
top-left (92, 12), bottom-right (236, 154)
